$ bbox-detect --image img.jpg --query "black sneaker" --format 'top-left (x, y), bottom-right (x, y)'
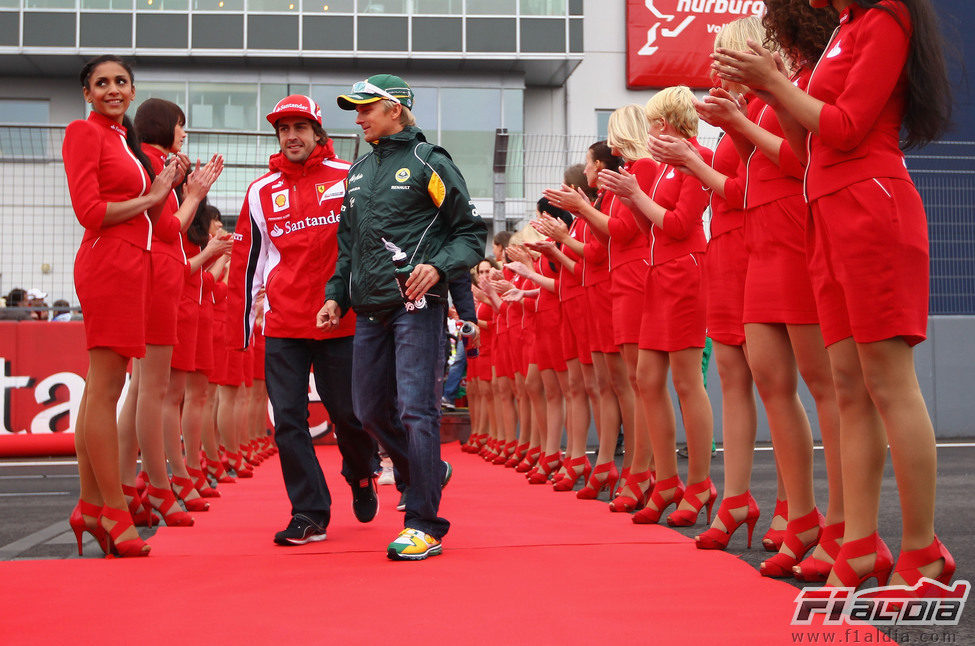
top-left (273, 514), bottom-right (327, 546)
top-left (351, 476), bottom-right (378, 523)
top-left (442, 460), bottom-right (453, 488)
top-left (396, 490), bottom-right (407, 512)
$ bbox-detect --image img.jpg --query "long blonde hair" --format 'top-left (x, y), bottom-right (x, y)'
top-left (606, 104), bottom-right (652, 162)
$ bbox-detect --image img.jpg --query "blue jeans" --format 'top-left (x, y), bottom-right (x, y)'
top-left (351, 302), bottom-right (450, 539)
top-left (442, 337), bottom-right (466, 401)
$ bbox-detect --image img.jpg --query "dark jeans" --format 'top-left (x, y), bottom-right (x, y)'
top-left (265, 335), bottom-right (378, 528)
top-left (442, 337), bottom-right (466, 401)
top-left (352, 303), bottom-right (450, 539)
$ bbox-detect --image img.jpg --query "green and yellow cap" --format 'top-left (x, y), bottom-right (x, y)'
top-left (337, 74), bottom-right (414, 111)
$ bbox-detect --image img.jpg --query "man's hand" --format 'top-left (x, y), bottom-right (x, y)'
top-left (317, 300), bottom-right (341, 330)
top-left (405, 263), bottom-right (440, 300)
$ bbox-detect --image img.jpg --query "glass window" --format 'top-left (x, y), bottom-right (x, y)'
top-left (130, 82), bottom-right (188, 116)
top-left (0, 100), bottom-right (51, 159)
top-left (439, 88), bottom-right (501, 198)
top-left (520, 0), bottom-right (566, 15)
top-left (0, 99), bottom-right (50, 124)
top-left (24, 0), bottom-right (75, 7)
top-left (136, 0), bottom-right (189, 9)
top-left (188, 83), bottom-right (258, 131)
top-left (249, 0), bottom-right (299, 10)
top-left (194, 0), bottom-right (243, 9)
top-left (302, 0), bottom-right (353, 10)
top-left (310, 83), bottom-right (359, 135)
top-left (595, 109), bottom-right (612, 140)
top-left (0, 0), bottom-right (18, 7)
top-left (357, 0), bottom-right (407, 13)
top-left (413, 0), bottom-right (462, 14)
top-left (82, 0), bottom-right (134, 8)
top-left (466, 0), bottom-right (514, 14)
top-left (410, 86), bottom-right (438, 138)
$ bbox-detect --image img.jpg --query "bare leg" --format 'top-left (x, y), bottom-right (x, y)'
top-left (201, 382), bottom-right (220, 461)
top-left (525, 364), bottom-right (545, 451)
top-left (634, 349), bottom-right (676, 509)
top-left (670, 347), bottom-right (714, 513)
top-left (540, 368), bottom-right (564, 459)
top-left (591, 351), bottom-right (622, 467)
top-left (134, 345), bottom-right (174, 486)
top-left (117, 359), bottom-right (141, 485)
top-left (563, 359), bottom-right (590, 461)
top-left (605, 350), bottom-right (636, 470)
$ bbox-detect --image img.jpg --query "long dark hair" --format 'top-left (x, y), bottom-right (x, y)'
top-left (187, 199), bottom-right (217, 247)
top-left (851, 0), bottom-right (952, 149)
top-left (589, 140), bottom-right (622, 174)
top-left (135, 98), bottom-right (185, 151)
top-left (80, 55), bottom-right (155, 180)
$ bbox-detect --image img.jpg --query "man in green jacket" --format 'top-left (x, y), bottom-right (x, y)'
top-left (318, 74), bottom-right (486, 560)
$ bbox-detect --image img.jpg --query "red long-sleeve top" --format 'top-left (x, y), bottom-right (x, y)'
top-left (710, 134), bottom-right (746, 239)
top-left (141, 144), bottom-right (185, 263)
top-left (556, 220), bottom-right (586, 302)
top-left (574, 194), bottom-right (611, 287)
top-left (605, 157), bottom-right (656, 269)
top-left (805, 1), bottom-right (912, 201)
top-left (534, 254), bottom-right (560, 313)
top-left (644, 139), bottom-right (712, 266)
top-left (63, 111), bottom-right (152, 250)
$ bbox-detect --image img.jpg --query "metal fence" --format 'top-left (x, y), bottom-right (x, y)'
top-left (0, 124), bottom-right (359, 308)
top-left (2, 123), bottom-right (973, 315)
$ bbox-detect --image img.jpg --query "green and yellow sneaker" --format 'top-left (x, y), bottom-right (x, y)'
top-left (386, 528), bottom-right (442, 561)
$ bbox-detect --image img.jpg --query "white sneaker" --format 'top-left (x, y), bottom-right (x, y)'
top-left (377, 457), bottom-right (395, 486)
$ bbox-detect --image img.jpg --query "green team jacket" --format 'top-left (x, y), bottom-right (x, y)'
top-left (325, 126), bottom-right (487, 315)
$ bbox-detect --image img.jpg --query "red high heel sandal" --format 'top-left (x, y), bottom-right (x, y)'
top-left (695, 490), bottom-right (760, 550)
top-left (830, 532), bottom-right (893, 589)
top-left (613, 467), bottom-right (630, 498)
top-left (100, 505), bottom-right (150, 558)
top-left (226, 451), bottom-right (254, 478)
top-left (794, 522), bottom-right (845, 582)
top-left (515, 446), bottom-right (541, 472)
top-left (610, 470), bottom-right (655, 513)
top-left (68, 500), bottom-right (109, 556)
top-left (207, 456), bottom-right (236, 484)
top-left (187, 466), bottom-right (221, 498)
top-left (147, 484), bottom-right (194, 527)
top-left (553, 456), bottom-right (592, 492)
top-left (763, 498), bottom-right (788, 552)
top-left (505, 442), bottom-right (529, 468)
top-left (760, 507), bottom-right (823, 578)
top-left (528, 453), bottom-right (562, 484)
top-left (171, 475), bottom-right (210, 512)
top-left (667, 477), bottom-right (717, 527)
top-left (122, 483), bottom-right (159, 527)
top-left (632, 474), bottom-right (684, 523)
top-left (893, 536), bottom-right (955, 588)
top-left (576, 462), bottom-right (619, 500)
top-left (492, 440), bottom-right (516, 465)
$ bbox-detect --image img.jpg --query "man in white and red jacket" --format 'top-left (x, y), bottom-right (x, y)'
top-left (227, 95), bottom-right (378, 546)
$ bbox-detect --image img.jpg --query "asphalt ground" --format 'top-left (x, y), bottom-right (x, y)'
top-left (1, 441), bottom-right (972, 642)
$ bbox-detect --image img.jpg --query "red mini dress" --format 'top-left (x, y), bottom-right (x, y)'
top-left (637, 141), bottom-right (711, 352)
top-left (704, 134), bottom-right (747, 347)
top-left (805, 2), bottom-right (927, 347)
top-left (578, 197), bottom-right (617, 354)
top-left (171, 235), bottom-right (202, 372)
top-left (64, 111), bottom-right (152, 358)
top-left (533, 255), bottom-right (566, 373)
top-left (558, 219), bottom-right (593, 365)
top-left (196, 270), bottom-right (216, 376)
top-left (605, 158), bottom-right (656, 346)
top-left (142, 145), bottom-right (186, 347)
top-left (475, 302), bottom-right (495, 381)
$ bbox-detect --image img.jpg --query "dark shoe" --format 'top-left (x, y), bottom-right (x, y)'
top-left (273, 514), bottom-right (327, 546)
top-left (396, 490), bottom-right (407, 512)
top-left (351, 477), bottom-right (378, 523)
top-left (442, 460), bottom-right (453, 488)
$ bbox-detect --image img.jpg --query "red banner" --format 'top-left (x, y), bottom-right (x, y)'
top-left (0, 321), bottom-right (330, 455)
top-left (626, 0), bottom-right (767, 89)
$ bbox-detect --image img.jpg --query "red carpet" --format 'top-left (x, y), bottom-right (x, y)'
top-left (0, 444), bottom-right (888, 645)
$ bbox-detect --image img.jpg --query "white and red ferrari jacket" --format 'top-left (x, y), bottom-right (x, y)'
top-left (227, 139), bottom-right (356, 348)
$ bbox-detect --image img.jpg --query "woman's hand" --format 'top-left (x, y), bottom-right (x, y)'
top-left (488, 267), bottom-right (505, 282)
top-left (170, 153), bottom-right (191, 188)
top-left (147, 160), bottom-right (180, 203)
top-left (184, 154), bottom-right (224, 202)
top-left (503, 260), bottom-right (532, 279)
top-left (695, 88), bottom-right (748, 129)
top-left (531, 212), bottom-right (570, 242)
top-left (204, 232), bottom-right (233, 258)
top-left (543, 184), bottom-right (590, 216)
top-left (648, 134), bottom-right (701, 169)
top-left (471, 284), bottom-right (489, 304)
top-left (502, 288), bottom-right (525, 303)
top-left (506, 244), bottom-right (533, 266)
top-left (597, 168), bottom-right (640, 201)
top-left (712, 40), bottom-right (789, 105)
top-left (526, 239), bottom-right (558, 258)
top-left (491, 278), bottom-right (514, 294)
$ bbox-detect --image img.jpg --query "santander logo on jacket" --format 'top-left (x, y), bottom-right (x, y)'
top-left (226, 139), bottom-right (355, 349)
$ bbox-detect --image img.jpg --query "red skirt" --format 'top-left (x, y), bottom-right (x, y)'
top-left (170, 293), bottom-right (199, 372)
top-left (493, 329), bottom-right (514, 379)
top-left (704, 227), bottom-right (747, 347)
top-left (74, 236), bottom-right (150, 359)
top-left (807, 177), bottom-right (928, 347)
top-left (743, 195), bottom-right (819, 325)
top-left (534, 306), bottom-right (567, 372)
top-left (610, 258), bottom-right (649, 346)
top-left (586, 281), bottom-right (618, 354)
top-left (561, 294), bottom-right (593, 365)
top-left (638, 254), bottom-right (706, 352)
top-left (196, 301), bottom-right (214, 375)
top-left (145, 252), bottom-right (184, 346)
